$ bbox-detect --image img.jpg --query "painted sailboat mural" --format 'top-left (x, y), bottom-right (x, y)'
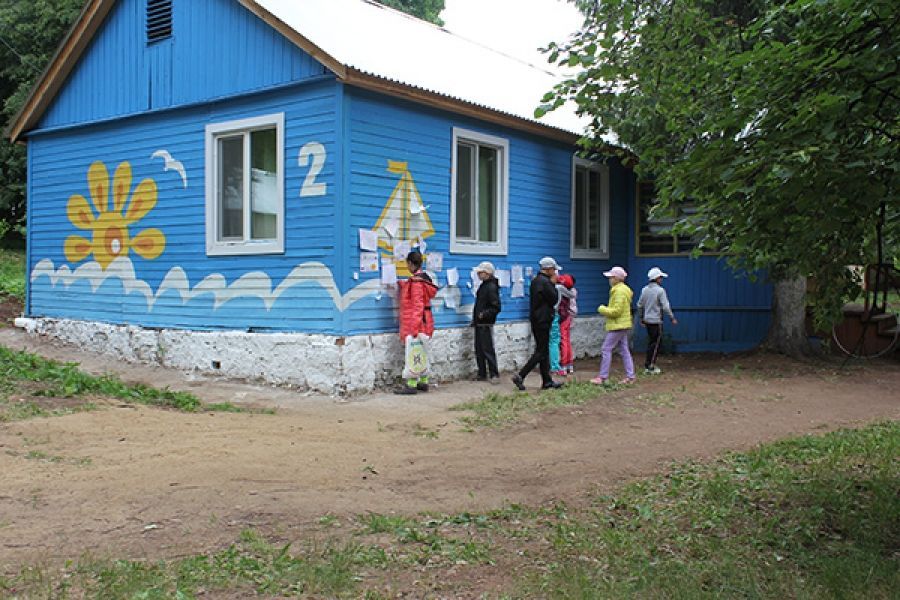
top-left (374, 161), bottom-right (435, 276)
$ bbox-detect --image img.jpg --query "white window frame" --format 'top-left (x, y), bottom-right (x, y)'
top-left (450, 127), bottom-right (509, 255)
top-left (205, 113), bottom-right (285, 256)
top-left (570, 156), bottom-right (610, 259)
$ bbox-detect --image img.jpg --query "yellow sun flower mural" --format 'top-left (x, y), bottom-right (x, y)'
top-left (65, 161), bottom-right (166, 269)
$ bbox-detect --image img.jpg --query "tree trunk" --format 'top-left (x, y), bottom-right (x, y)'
top-left (764, 276), bottom-right (812, 357)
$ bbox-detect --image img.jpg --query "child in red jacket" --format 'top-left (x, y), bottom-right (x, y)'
top-left (395, 250), bottom-right (438, 395)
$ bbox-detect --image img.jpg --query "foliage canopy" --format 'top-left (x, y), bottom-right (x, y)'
top-left (542, 0), bottom-right (899, 326)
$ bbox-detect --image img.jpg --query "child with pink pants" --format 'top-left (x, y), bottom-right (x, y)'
top-left (591, 266), bottom-right (636, 385)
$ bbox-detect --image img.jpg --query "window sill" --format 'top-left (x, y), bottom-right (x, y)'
top-left (450, 241), bottom-right (507, 256)
top-left (207, 241), bottom-right (285, 257)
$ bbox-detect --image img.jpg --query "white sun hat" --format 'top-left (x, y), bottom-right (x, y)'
top-left (647, 267), bottom-right (669, 280)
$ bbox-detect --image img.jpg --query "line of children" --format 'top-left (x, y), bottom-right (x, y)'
top-left (393, 251), bottom-right (676, 392)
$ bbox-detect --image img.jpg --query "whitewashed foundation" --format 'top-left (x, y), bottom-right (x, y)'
top-left (14, 316), bottom-right (610, 395)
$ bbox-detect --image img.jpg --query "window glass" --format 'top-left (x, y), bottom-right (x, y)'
top-left (455, 143), bottom-right (474, 239)
top-left (250, 128), bottom-right (277, 240)
top-left (478, 145), bottom-right (497, 243)
top-left (574, 168), bottom-right (587, 248)
top-left (218, 135), bottom-right (243, 240)
top-left (588, 169), bottom-right (601, 249)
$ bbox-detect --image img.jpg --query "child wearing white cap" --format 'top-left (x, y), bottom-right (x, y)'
top-left (636, 267), bottom-right (678, 374)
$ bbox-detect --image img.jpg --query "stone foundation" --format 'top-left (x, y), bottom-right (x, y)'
top-left (14, 316), bottom-right (609, 395)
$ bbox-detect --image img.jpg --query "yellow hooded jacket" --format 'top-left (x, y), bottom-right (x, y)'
top-left (597, 282), bottom-right (634, 331)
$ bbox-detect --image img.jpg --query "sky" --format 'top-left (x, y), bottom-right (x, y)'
top-left (440, 0), bottom-right (584, 74)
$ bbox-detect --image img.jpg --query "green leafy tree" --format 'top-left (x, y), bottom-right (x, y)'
top-left (0, 0), bottom-right (85, 242)
top-left (377, 0), bottom-right (445, 25)
top-left (540, 0), bottom-right (898, 355)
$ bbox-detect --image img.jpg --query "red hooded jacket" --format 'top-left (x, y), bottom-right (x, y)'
top-left (398, 271), bottom-right (438, 340)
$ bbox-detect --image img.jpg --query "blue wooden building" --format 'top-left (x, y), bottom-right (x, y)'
top-left (7, 0), bottom-right (771, 392)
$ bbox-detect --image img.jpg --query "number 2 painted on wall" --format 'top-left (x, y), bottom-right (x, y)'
top-left (298, 142), bottom-right (327, 197)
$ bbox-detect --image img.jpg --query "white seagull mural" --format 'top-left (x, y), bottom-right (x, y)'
top-left (150, 149), bottom-right (188, 188)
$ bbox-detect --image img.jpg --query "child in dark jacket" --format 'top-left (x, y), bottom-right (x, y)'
top-left (472, 261), bottom-right (501, 383)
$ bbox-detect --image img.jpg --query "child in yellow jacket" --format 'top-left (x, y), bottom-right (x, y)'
top-left (591, 266), bottom-right (636, 385)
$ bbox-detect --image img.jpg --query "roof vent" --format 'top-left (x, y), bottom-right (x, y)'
top-left (147, 0), bottom-right (172, 44)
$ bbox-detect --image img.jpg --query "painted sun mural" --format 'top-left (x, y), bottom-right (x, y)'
top-left (65, 161), bottom-right (166, 269)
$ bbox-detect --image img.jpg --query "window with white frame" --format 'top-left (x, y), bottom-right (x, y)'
top-left (451, 128), bottom-right (508, 254)
top-left (570, 157), bottom-right (610, 259)
top-left (206, 113), bottom-right (284, 255)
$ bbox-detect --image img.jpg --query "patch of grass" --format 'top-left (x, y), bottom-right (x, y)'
top-left (0, 248), bottom-right (25, 301)
top-left (1, 529), bottom-right (387, 599)
top-left (515, 421), bottom-right (900, 598)
top-left (449, 381), bottom-right (622, 428)
top-left (0, 345), bottom-right (263, 420)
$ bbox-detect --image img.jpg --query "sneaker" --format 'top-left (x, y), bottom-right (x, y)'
top-left (541, 381), bottom-right (564, 390)
top-left (649, 366), bottom-right (662, 375)
top-left (552, 369), bottom-right (567, 377)
top-left (394, 385), bottom-right (417, 395)
top-left (511, 374), bottom-right (526, 391)
top-left (489, 376), bottom-right (500, 385)
top-left (589, 377), bottom-right (607, 385)
top-left (416, 382), bottom-right (429, 392)
top-left (619, 377), bottom-right (636, 385)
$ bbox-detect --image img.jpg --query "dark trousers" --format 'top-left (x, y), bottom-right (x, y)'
top-left (474, 325), bottom-right (499, 378)
top-left (519, 324), bottom-right (552, 385)
top-left (645, 323), bottom-right (662, 368)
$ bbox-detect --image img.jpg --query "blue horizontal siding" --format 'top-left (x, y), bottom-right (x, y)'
top-left (28, 80), bottom-right (341, 332)
top-left (342, 89), bottom-right (632, 336)
top-left (39, 0), bottom-right (327, 131)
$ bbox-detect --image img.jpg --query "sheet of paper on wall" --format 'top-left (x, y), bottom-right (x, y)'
top-left (444, 286), bottom-right (460, 309)
top-left (496, 269), bottom-right (511, 288)
top-left (446, 267), bottom-right (459, 286)
top-left (425, 270), bottom-right (439, 286)
top-left (359, 251), bottom-right (379, 273)
top-left (470, 268), bottom-right (482, 296)
top-left (415, 235), bottom-right (427, 254)
top-left (525, 266), bottom-right (534, 277)
top-left (393, 240), bottom-right (411, 261)
top-left (427, 252), bottom-right (443, 271)
top-left (381, 262), bottom-right (397, 286)
top-left (511, 281), bottom-right (525, 298)
top-left (512, 264), bottom-right (524, 283)
top-left (358, 228), bottom-right (378, 252)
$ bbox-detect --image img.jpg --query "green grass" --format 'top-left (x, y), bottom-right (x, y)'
top-left (3, 422), bottom-right (897, 598)
top-left (0, 345), bottom-right (256, 420)
top-left (0, 247), bottom-right (25, 301)
top-left (449, 380), bottom-right (623, 428)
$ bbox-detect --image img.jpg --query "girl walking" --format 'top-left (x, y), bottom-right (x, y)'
top-left (591, 266), bottom-right (636, 385)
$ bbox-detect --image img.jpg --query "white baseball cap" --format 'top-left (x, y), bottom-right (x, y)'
top-left (647, 267), bottom-right (668, 280)
top-left (475, 261), bottom-right (495, 275)
top-left (539, 257), bottom-right (560, 270)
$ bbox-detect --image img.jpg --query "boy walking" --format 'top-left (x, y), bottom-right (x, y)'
top-left (636, 267), bottom-right (678, 374)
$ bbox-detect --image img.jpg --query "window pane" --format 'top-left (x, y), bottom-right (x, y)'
top-left (218, 135), bottom-right (244, 240)
top-left (588, 169), bottom-right (601, 249)
top-left (637, 182), bottom-right (677, 254)
top-left (478, 146), bottom-right (497, 242)
top-left (456, 143), bottom-right (474, 239)
top-left (574, 167), bottom-right (587, 249)
top-left (250, 128), bottom-right (277, 240)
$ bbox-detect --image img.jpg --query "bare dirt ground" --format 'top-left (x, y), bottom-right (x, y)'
top-left (1, 324), bottom-right (898, 573)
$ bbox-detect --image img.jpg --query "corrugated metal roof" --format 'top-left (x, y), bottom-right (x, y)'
top-left (255, 0), bottom-right (587, 135)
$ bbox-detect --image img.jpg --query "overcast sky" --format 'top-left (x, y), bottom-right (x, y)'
top-left (440, 0), bottom-right (584, 74)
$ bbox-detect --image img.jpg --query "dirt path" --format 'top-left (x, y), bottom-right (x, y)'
top-left (1, 326), bottom-right (898, 571)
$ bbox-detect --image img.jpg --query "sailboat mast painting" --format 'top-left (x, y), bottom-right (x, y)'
top-left (374, 161), bottom-right (435, 276)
